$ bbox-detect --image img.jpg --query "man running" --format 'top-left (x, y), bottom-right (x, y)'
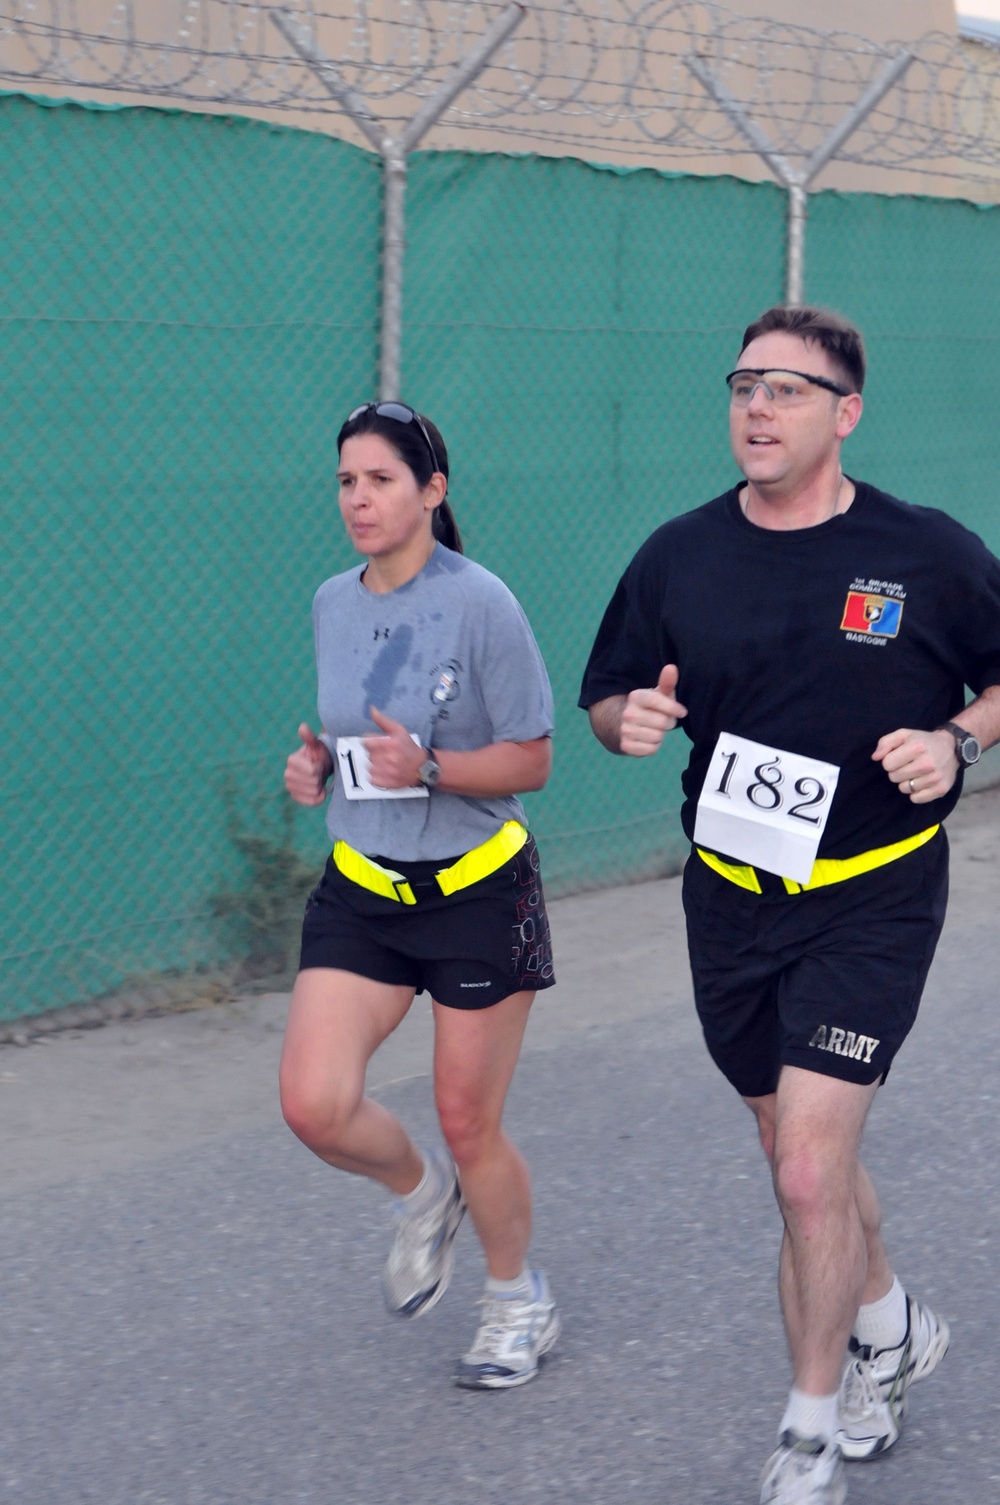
top-left (580, 305), bottom-right (1000, 1503)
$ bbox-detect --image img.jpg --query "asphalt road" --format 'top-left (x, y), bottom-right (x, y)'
top-left (2, 787), bottom-right (999, 1504)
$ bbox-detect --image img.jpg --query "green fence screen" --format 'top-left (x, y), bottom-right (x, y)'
top-left (3, 92), bottom-right (999, 1020)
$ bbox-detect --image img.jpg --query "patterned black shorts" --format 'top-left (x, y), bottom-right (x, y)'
top-left (299, 833), bottom-right (556, 1010)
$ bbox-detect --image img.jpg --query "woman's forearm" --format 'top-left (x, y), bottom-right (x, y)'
top-left (434, 737), bottom-right (552, 797)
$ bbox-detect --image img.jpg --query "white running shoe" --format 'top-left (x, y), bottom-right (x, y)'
top-left (381, 1151), bottom-right (465, 1318)
top-left (837, 1295), bottom-right (950, 1460)
top-left (454, 1270), bottom-right (560, 1389)
top-left (760, 1432), bottom-right (847, 1505)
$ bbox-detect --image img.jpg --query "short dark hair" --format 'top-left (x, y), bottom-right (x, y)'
top-left (740, 306), bottom-right (865, 394)
top-left (336, 404), bottom-right (463, 553)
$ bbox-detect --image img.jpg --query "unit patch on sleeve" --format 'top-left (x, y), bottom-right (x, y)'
top-left (840, 578), bottom-right (906, 646)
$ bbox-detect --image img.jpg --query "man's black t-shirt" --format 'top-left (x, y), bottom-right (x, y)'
top-left (579, 481), bottom-right (1000, 860)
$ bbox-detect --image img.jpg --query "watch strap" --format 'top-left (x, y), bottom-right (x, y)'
top-left (937, 721), bottom-right (981, 765)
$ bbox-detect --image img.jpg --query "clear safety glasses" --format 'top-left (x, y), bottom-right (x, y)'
top-left (726, 368), bottom-right (850, 408)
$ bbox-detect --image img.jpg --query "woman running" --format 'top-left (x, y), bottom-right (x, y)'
top-left (280, 401), bottom-right (558, 1388)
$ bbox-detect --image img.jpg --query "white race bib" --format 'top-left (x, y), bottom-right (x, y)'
top-left (693, 733), bottom-right (840, 884)
top-left (335, 735), bottom-right (429, 801)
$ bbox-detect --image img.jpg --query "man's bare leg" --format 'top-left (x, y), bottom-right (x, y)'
top-left (746, 1065), bottom-right (883, 1393)
top-left (854, 1160), bottom-right (895, 1308)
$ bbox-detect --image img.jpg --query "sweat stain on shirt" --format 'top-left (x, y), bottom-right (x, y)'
top-left (361, 624), bottom-right (414, 718)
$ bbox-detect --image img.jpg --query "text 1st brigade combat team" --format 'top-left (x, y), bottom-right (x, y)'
top-left (580, 306), bottom-right (1000, 1504)
top-left (283, 314), bottom-right (1000, 1504)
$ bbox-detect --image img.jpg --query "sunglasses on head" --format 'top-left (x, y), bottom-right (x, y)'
top-left (347, 402), bottom-right (438, 471)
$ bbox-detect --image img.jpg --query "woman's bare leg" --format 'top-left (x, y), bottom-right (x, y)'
top-left (279, 967), bottom-right (422, 1195)
top-left (432, 990), bottom-right (534, 1279)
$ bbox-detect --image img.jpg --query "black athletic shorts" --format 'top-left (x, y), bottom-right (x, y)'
top-left (298, 833), bottom-right (555, 1010)
top-left (682, 829), bottom-right (949, 1098)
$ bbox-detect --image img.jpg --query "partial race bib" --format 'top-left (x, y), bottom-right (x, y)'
top-left (693, 733), bottom-right (841, 884)
top-left (336, 735), bottom-right (429, 801)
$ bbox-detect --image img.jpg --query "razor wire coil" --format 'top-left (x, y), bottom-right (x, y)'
top-left (4, 2), bottom-right (1000, 183)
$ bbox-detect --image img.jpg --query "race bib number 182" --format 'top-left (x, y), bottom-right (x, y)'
top-left (693, 733), bottom-right (840, 884)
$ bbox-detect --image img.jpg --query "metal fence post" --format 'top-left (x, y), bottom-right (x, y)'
top-left (786, 183), bottom-right (808, 308)
top-left (687, 51), bottom-right (913, 306)
top-left (273, 5), bottom-right (524, 399)
top-left (380, 148), bottom-right (408, 402)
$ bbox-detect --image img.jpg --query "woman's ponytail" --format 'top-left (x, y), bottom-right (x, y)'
top-left (432, 497), bottom-right (463, 554)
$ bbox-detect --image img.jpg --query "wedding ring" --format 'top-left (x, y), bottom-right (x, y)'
top-left (907, 778), bottom-right (915, 793)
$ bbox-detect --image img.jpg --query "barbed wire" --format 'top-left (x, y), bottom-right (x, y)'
top-left (3, 2), bottom-right (1000, 183)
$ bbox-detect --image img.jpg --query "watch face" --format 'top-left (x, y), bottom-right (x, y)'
top-left (419, 759), bottom-right (442, 787)
top-left (959, 735), bottom-right (981, 766)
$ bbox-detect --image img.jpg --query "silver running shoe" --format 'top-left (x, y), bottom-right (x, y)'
top-left (837, 1295), bottom-right (950, 1460)
top-left (454, 1270), bottom-right (560, 1389)
top-left (381, 1151), bottom-right (465, 1318)
top-left (760, 1432), bottom-right (847, 1505)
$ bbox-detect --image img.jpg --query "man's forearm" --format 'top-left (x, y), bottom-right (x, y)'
top-left (951, 682), bottom-right (1000, 752)
top-left (587, 695), bottom-right (627, 754)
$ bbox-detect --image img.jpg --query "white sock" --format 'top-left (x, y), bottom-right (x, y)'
top-left (854, 1275), bottom-right (908, 1352)
top-left (400, 1151), bottom-right (446, 1215)
top-left (485, 1270), bottom-right (533, 1301)
top-left (779, 1386), bottom-right (839, 1446)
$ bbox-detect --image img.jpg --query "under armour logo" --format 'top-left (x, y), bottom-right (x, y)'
top-left (374, 627), bottom-right (390, 641)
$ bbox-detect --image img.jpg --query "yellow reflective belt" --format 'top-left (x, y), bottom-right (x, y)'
top-left (332, 821), bottom-right (528, 904)
top-left (332, 843), bottom-right (417, 905)
top-left (697, 825), bottom-right (939, 896)
top-left (695, 848), bottom-right (762, 894)
top-left (435, 820), bottom-right (528, 896)
top-left (782, 825), bottom-right (939, 892)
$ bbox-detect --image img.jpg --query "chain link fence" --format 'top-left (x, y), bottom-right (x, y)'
top-left (3, 28), bottom-right (1000, 1022)
top-left (3, 95), bottom-right (381, 1019)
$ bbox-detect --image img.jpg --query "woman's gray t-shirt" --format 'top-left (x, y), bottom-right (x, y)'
top-left (313, 544), bottom-right (554, 861)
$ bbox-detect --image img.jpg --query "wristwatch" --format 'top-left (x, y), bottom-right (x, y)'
top-left (937, 721), bottom-right (982, 767)
top-left (417, 753), bottom-right (442, 789)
